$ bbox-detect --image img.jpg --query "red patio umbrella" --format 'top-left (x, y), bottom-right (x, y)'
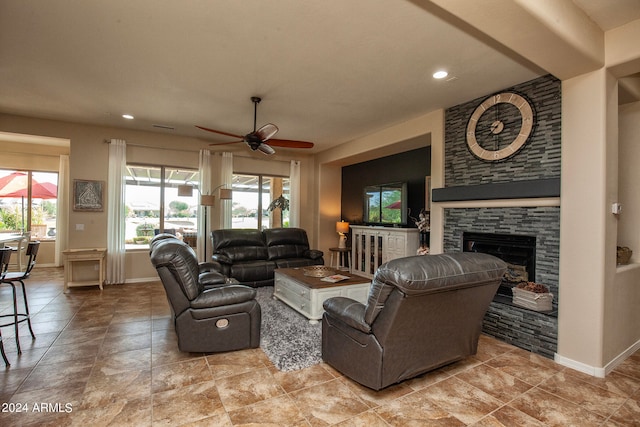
top-left (0, 172), bottom-right (58, 232)
top-left (384, 201), bottom-right (402, 209)
top-left (0, 172), bottom-right (57, 199)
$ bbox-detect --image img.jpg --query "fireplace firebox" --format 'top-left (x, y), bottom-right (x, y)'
top-left (463, 232), bottom-right (536, 302)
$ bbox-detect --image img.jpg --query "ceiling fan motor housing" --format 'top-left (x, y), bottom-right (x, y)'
top-left (244, 133), bottom-right (262, 150)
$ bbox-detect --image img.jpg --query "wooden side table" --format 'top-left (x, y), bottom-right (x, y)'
top-left (63, 248), bottom-right (106, 291)
top-left (328, 247), bottom-right (352, 271)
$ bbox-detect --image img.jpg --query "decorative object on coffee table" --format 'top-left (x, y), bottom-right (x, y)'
top-left (303, 265), bottom-right (335, 277)
top-left (512, 281), bottom-right (553, 312)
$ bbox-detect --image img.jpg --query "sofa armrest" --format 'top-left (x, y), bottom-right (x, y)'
top-left (305, 249), bottom-right (324, 260)
top-left (191, 285), bottom-right (257, 309)
top-left (199, 261), bottom-right (222, 274)
top-left (211, 253), bottom-right (232, 264)
top-left (199, 271), bottom-right (227, 288)
top-left (323, 297), bottom-right (371, 333)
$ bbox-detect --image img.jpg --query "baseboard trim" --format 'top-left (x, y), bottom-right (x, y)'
top-left (124, 277), bottom-right (160, 284)
top-left (554, 354), bottom-right (606, 377)
top-left (603, 339), bottom-right (640, 375)
top-left (555, 338), bottom-right (640, 378)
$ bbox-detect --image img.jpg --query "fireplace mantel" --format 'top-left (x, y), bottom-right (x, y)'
top-left (432, 178), bottom-right (560, 203)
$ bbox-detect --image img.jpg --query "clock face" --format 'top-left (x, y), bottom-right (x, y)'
top-left (466, 92), bottom-right (534, 161)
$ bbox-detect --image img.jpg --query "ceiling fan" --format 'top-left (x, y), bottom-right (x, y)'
top-left (196, 97), bottom-right (314, 155)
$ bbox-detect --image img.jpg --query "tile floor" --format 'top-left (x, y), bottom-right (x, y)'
top-left (0, 267), bottom-right (639, 426)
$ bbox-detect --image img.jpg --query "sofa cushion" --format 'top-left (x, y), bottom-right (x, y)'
top-left (264, 228), bottom-right (311, 260)
top-left (211, 229), bottom-right (268, 262)
top-left (230, 260), bottom-right (276, 283)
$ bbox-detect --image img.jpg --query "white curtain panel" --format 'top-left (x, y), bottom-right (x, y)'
top-left (289, 160), bottom-right (301, 227)
top-left (221, 152), bottom-right (233, 229)
top-left (106, 139), bottom-right (127, 284)
top-left (198, 149), bottom-right (212, 262)
top-left (54, 154), bottom-right (69, 266)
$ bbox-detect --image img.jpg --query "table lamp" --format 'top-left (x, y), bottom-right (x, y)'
top-left (336, 221), bottom-right (350, 249)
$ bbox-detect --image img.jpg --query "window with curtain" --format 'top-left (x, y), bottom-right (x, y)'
top-left (124, 164), bottom-right (199, 248)
top-left (0, 169), bottom-right (58, 240)
top-left (231, 174), bottom-right (290, 230)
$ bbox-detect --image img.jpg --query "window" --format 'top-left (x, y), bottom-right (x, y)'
top-left (0, 169), bottom-right (58, 239)
top-left (231, 174), bottom-right (290, 230)
top-left (125, 164), bottom-right (199, 248)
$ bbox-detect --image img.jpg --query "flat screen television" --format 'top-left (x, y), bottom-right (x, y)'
top-left (363, 182), bottom-right (407, 226)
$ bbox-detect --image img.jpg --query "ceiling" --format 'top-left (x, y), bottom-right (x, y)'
top-left (1, 1), bottom-right (639, 154)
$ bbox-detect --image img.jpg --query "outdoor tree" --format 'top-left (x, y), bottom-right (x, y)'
top-left (168, 200), bottom-right (190, 218)
top-left (0, 205), bottom-right (21, 230)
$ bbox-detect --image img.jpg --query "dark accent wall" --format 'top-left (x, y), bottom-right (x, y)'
top-left (341, 147), bottom-right (431, 225)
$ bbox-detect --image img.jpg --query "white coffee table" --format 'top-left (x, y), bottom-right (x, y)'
top-left (274, 267), bottom-right (371, 324)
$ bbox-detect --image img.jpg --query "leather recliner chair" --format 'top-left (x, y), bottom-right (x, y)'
top-left (150, 238), bottom-right (261, 353)
top-left (322, 252), bottom-right (506, 390)
top-left (150, 233), bottom-right (227, 288)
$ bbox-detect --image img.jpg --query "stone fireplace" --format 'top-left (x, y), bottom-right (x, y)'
top-left (434, 74), bottom-right (562, 358)
top-left (462, 231), bottom-right (537, 302)
top-left (442, 207), bottom-right (559, 358)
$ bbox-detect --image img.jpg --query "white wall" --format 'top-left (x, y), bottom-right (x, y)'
top-left (617, 101), bottom-right (640, 259)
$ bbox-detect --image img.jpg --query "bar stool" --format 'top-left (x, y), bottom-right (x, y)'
top-left (0, 248), bottom-right (15, 365)
top-left (7, 231), bottom-right (30, 272)
top-left (1, 241), bottom-right (39, 354)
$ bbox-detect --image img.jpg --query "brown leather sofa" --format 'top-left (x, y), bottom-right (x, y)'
top-left (150, 236), bottom-right (261, 353)
top-left (210, 228), bottom-right (324, 287)
top-left (321, 252), bottom-right (506, 390)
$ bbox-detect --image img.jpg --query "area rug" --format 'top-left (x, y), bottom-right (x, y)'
top-left (255, 286), bottom-right (322, 371)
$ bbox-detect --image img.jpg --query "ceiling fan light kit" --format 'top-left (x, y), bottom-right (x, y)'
top-left (196, 97), bottom-right (314, 155)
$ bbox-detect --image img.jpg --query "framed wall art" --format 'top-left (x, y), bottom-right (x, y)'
top-left (73, 179), bottom-right (104, 212)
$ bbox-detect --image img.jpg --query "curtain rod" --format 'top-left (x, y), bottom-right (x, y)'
top-left (104, 139), bottom-right (207, 153)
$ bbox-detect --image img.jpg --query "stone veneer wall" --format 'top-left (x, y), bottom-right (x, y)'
top-left (443, 206), bottom-right (560, 358)
top-left (443, 207), bottom-right (560, 300)
top-left (442, 75), bottom-right (561, 358)
top-left (445, 74), bottom-right (561, 186)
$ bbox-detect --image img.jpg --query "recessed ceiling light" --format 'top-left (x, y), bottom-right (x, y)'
top-left (122, 114), bottom-right (134, 120)
top-left (433, 70), bottom-right (448, 79)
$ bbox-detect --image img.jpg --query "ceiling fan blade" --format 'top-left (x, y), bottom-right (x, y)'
top-left (195, 125), bottom-right (244, 139)
top-left (208, 139), bottom-right (243, 146)
top-left (255, 123), bottom-right (278, 142)
top-left (256, 143), bottom-right (276, 155)
top-left (264, 138), bottom-right (314, 149)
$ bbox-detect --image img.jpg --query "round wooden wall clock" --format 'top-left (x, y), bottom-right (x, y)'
top-left (465, 92), bottom-right (535, 162)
